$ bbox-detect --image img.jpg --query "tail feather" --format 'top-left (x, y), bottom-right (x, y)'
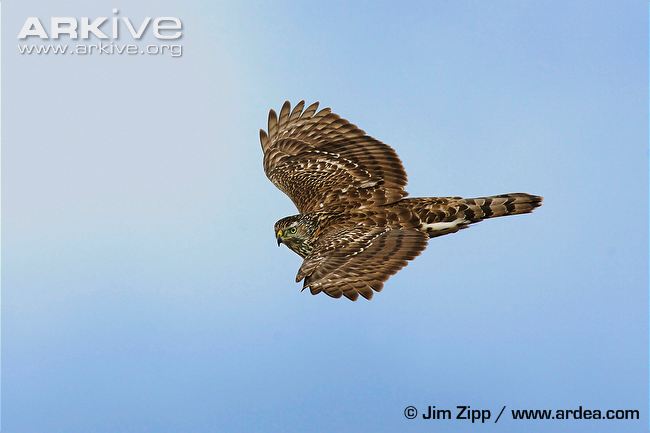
top-left (463, 193), bottom-right (543, 220)
top-left (408, 193), bottom-right (543, 238)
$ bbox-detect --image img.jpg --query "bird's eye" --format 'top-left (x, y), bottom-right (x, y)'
top-left (287, 227), bottom-right (297, 234)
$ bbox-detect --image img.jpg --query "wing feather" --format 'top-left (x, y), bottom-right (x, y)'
top-left (278, 100), bottom-right (291, 129)
top-left (297, 226), bottom-right (428, 301)
top-left (260, 101), bottom-right (409, 213)
top-left (289, 100), bottom-right (305, 121)
top-left (267, 109), bottom-right (278, 140)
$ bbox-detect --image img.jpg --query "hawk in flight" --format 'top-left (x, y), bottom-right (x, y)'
top-left (260, 101), bottom-right (542, 301)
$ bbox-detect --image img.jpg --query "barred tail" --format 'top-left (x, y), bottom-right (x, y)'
top-left (463, 193), bottom-right (543, 220)
top-left (409, 193), bottom-right (543, 238)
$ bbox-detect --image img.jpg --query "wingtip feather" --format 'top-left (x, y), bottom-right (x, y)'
top-left (259, 129), bottom-right (269, 150)
top-left (267, 109), bottom-right (278, 139)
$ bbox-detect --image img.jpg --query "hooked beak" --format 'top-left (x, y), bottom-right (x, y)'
top-left (276, 230), bottom-right (283, 246)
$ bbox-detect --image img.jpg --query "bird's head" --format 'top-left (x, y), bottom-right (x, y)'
top-left (274, 215), bottom-right (317, 258)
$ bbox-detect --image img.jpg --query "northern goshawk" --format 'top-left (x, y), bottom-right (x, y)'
top-left (260, 101), bottom-right (542, 301)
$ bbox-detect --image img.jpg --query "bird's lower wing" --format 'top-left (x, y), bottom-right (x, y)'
top-left (296, 225), bottom-right (429, 301)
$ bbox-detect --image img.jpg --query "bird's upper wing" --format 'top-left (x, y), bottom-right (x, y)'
top-left (295, 224), bottom-right (428, 301)
top-left (260, 101), bottom-right (408, 213)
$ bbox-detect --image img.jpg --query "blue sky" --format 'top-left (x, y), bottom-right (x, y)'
top-left (2, 1), bottom-right (647, 432)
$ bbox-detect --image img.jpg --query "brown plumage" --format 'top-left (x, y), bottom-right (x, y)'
top-left (262, 101), bottom-right (542, 301)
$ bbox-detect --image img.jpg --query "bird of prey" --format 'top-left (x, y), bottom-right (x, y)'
top-left (260, 101), bottom-right (542, 301)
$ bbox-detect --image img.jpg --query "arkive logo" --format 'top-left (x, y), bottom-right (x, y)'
top-left (16, 9), bottom-right (184, 58)
top-left (18, 9), bottom-right (183, 40)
